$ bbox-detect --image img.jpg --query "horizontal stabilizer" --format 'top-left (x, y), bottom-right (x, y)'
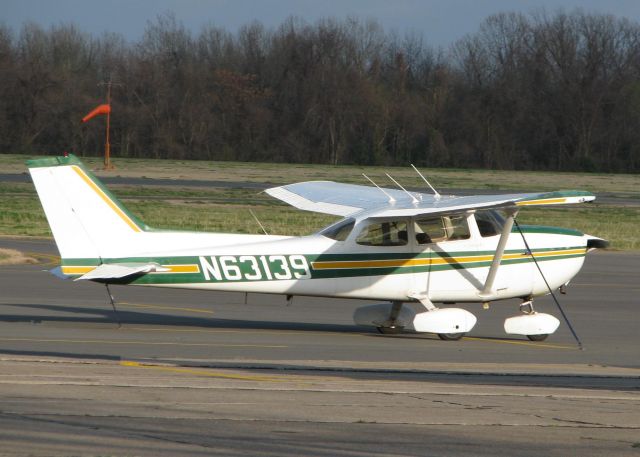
top-left (75, 263), bottom-right (169, 281)
top-left (49, 266), bottom-right (71, 280)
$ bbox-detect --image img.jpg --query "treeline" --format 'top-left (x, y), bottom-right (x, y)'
top-left (1, 11), bottom-right (640, 171)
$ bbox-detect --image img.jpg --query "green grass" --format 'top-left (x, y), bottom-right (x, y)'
top-left (3, 153), bottom-right (640, 193)
top-left (516, 206), bottom-right (639, 250)
top-left (1, 188), bottom-right (636, 249)
top-left (127, 200), bottom-right (336, 236)
top-left (1, 153), bottom-right (638, 249)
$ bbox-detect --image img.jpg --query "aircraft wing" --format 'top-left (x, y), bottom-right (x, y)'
top-left (265, 181), bottom-right (595, 217)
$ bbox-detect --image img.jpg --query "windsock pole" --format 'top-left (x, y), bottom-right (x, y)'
top-left (104, 82), bottom-right (112, 169)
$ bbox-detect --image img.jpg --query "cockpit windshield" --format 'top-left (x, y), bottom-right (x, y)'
top-left (320, 218), bottom-right (355, 241)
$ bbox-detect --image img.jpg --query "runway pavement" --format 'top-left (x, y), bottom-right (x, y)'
top-left (0, 237), bottom-right (638, 456)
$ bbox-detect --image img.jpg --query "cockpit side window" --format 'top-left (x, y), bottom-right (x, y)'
top-left (475, 210), bottom-right (504, 237)
top-left (356, 221), bottom-right (408, 246)
top-left (320, 218), bottom-right (355, 241)
top-left (415, 215), bottom-right (470, 244)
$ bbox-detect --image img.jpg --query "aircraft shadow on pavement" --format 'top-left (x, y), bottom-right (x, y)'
top-left (0, 303), bottom-right (362, 334)
top-left (0, 348), bottom-right (120, 361)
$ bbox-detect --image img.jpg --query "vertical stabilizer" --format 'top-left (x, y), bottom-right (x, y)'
top-left (27, 155), bottom-right (148, 260)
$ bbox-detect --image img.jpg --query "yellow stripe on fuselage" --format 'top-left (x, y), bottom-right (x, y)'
top-left (60, 248), bottom-right (585, 276)
top-left (160, 264), bottom-right (200, 274)
top-left (71, 165), bottom-right (142, 232)
top-left (311, 248), bottom-right (586, 270)
top-left (61, 264), bottom-right (200, 275)
top-left (61, 266), bottom-right (95, 275)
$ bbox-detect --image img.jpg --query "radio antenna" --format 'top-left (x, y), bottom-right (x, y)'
top-left (411, 164), bottom-right (441, 199)
top-left (363, 173), bottom-right (396, 203)
top-left (386, 173), bottom-right (419, 204)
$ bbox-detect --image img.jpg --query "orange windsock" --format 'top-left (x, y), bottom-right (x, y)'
top-left (81, 104), bottom-right (111, 123)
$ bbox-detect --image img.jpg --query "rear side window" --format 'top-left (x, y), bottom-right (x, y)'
top-left (415, 215), bottom-right (470, 244)
top-left (320, 218), bottom-right (355, 241)
top-left (356, 221), bottom-right (408, 246)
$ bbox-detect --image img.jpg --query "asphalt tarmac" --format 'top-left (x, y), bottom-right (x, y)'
top-left (0, 237), bottom-right (639, 456)
top-left (3, 172), bottom-right (639, 206)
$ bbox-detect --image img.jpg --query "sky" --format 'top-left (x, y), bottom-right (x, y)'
top-left (3, 0), bottom-right (640, 47)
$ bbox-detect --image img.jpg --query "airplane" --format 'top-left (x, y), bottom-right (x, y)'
top-left (27, 154), bottom-right (608, 342)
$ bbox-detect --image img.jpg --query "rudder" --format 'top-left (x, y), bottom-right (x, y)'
top-left (28, 154), bottom-right (149, 261)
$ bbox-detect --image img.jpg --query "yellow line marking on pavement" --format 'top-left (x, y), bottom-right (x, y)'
top-left (125, 326), bottom-right (364, 338)
top-left (463, 336), bottom-right (576, 349)
top-left (0, 337), bottom-right (286, 349)
top-left (120, 360), bottom-right (283, 382)
top-left (117, 302), bottom-right (214, 315)
top-left (574, 283), bottom-right (640, 289)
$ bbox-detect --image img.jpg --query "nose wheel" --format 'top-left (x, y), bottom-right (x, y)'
top-left (504, 298), bottom-right (559, 341)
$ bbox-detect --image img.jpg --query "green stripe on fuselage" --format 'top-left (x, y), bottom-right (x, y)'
top-left (60, 245), bottom-right (586, 285)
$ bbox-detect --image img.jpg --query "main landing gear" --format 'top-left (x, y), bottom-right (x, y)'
top-left (354, 297), bottom-right (564, 342)
top-left (375, 301), bottom-right (405, 334)
top-left (437, 332), bottom-right (465, 341)
top-left (353, 299), bottom-right (477, 340)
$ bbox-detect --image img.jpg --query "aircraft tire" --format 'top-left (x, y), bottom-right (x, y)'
top-left (437, 332), bottom-right (465, 341)
top-left (376, 326), bottom-right (404, 334)
top-left (526, 334), bottom-right (549, 341)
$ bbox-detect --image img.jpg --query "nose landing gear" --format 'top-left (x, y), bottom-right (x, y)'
top-left (504, 298), bottom-right (560, 341)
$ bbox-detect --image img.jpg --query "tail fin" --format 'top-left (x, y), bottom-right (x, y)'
top-left (27, 154), bottom-right (149, 260)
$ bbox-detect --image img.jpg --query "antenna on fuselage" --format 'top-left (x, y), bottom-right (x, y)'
top-left (411, 164), bottom-right (441, 200)
top-left (386, 173), bottom-right (419, 204)
top-left (362, 173), bottom-right (396, 203)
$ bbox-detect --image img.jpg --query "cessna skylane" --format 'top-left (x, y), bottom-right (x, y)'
top-left (28, 154), bottom-right (608, 342)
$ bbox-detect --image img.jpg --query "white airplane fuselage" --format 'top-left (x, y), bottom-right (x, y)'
top-left (59, 216), bottom-right (591, 305)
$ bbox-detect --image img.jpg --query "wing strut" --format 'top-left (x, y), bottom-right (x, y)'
top-left (513, 219), bottom-right (583, 349)
top-left (479, 208), bottom-right (518, 298)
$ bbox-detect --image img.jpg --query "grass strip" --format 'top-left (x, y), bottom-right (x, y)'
top-left (0, 187), bottom-right (636, 249)
top-left (0, 248), bottom-right (38, 265)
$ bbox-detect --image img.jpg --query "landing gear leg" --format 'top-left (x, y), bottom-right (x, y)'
top-left (376, 301), bottom-right (405, 334)
top-left (520, 298), bottom-right (548, 341)
top-left (519, 298), bottom-right (535, 315)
